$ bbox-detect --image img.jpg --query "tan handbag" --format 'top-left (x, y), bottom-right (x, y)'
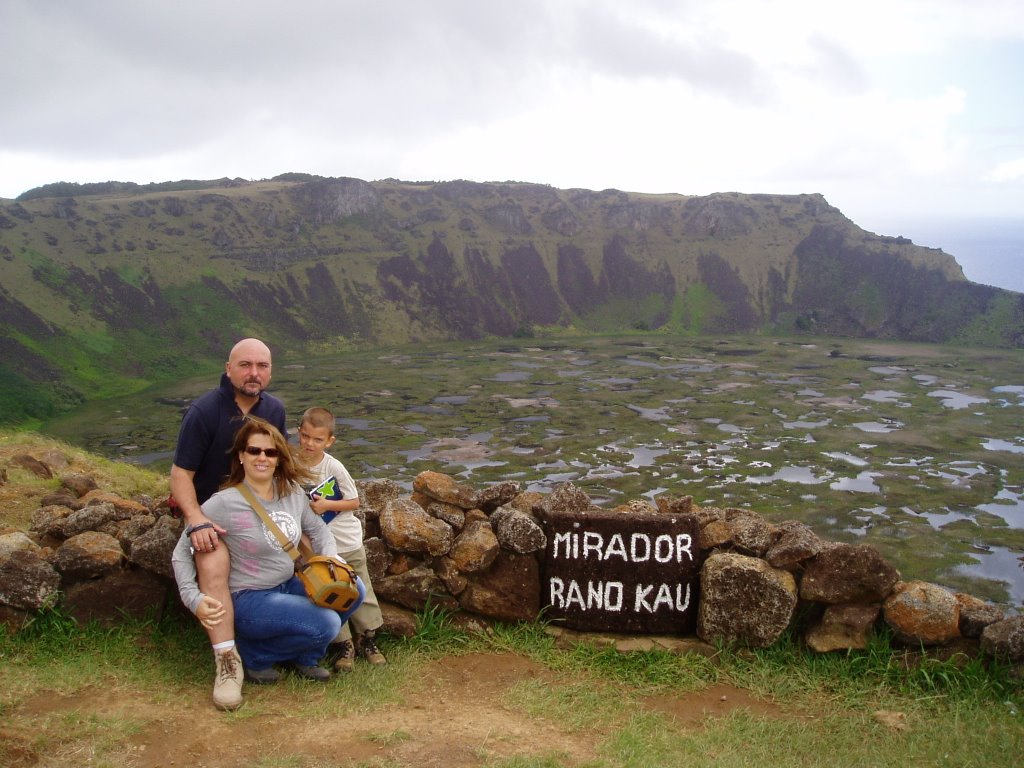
top-left (235, 484), bottom-right (361, 612)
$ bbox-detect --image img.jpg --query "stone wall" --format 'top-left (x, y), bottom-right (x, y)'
top-left (1, 452), bottom-right (1022, 669)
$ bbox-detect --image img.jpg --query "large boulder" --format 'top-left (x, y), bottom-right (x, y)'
top-left (474, 480), bottom-right (522, 513)
top-left (448, 520), bottom-right (500, 573)
top-left (0, 549), bottom-right (60, 610)
top-left (980, 616), bottom-right (1024, 664)
top-left (373, 564), bottom-right (458, 612)
top-left (765, 520), bottom-right (822, 570)
top-left (412, 470), bottom-right (477, 509)
top-left (380, 497), bottom-right (454, 557)
top-left (62, 568), bottom-right (169, 626)
top-left (459, 552), bottom-right (540, 623)
top-left (697, 552), bottom-right (797, 648)
top-left (490, 506), bottom-right (546, 554)
top-left (883, 581), bottom-right (960, 646)
top-left (128, 516), bottom-right (182, 579)
top-left (955, 593), bottom-right (1005, 639)
top-left (800, 542), bottom-right (900, 604)
top-left (52, 531), bottom-right (124, 582)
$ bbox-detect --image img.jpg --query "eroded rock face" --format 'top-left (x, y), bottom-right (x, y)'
top-left (697, 552), bottom-right (797, 648)
top-left (883, 581), bottom-right (960, 646)
top-left (800, 543), bottom-right (900, 604)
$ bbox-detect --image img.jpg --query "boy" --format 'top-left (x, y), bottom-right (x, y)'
top-left (295, 406), bottom-right (387, 671)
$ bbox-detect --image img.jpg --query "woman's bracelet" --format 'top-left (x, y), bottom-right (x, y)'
top-left (185, 522), bottom-right (215, 537)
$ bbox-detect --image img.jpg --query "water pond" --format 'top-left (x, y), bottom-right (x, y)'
top-left (45, 335), bottom-right (1024, 606)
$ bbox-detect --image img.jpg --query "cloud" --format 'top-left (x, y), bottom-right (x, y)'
top-left (0, 0), bottom-right (1022, 224)
top-left (984, 157), bottom-right (1024, 182)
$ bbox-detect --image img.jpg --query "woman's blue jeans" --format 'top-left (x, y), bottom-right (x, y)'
top-left (232, 575), bottom-right (365, 671)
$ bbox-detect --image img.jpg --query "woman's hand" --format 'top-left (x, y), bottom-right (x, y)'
top-left (195, 594), bottom-right (226, 629)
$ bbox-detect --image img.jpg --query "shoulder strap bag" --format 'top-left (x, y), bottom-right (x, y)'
top-left (235, 483), bottom-right (361, 612)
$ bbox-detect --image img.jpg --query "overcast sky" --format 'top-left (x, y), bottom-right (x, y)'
top-left (3, 0), bottom-right (1023, 239)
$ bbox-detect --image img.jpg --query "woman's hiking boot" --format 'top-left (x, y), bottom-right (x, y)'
top-left (212, 647), bottom-right (244, 711)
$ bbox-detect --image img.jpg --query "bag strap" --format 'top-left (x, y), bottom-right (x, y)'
top-left (234, 483), bottom-right (310, 562)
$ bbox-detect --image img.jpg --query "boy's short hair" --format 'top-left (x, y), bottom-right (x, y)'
top-left (300, 406), bottom-right (335, 435)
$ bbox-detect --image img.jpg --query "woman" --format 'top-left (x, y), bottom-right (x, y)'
top-left (173, 416), bottom-right (364, 701)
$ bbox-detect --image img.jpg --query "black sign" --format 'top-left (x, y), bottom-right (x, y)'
top-left (538, 508), bottom-right (701, 634)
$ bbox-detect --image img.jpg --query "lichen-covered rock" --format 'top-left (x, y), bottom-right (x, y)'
top-left (611, 499), bottom-right (658, 515)
top-left (0, 549), bottom-right (60, 610)
top-left (883, 581), bottom-right (960, 646)
top-left (955, 593), bottom-right (1005, 639)
top-left (363, 537), bottom-right (393, 583)
top-left (805, 603), bottom-right (880, 652)
top-left (448, 520), bottom-right (500, 573)
top-left (542, 482), bottom-right (595, 515)
top-left (800, 542), bottom-right (900, 604)
top-left (59, 502), bottom-right (120, 538)
top-left (697, 552), bottom-right (797, 648)
top-left (53, 531), bottom-right (124, 582)
top-left (426, 500), bottom-right (466, 531)
top-left (380, 497), bottom-right (454, 556)
top-left (81, 491), bottom-right (150, 516)
top-left (412, 470), bottom-right (477, 509)
top-left (491, 506), bottom-right (546, 554)
top-left (725, 509), bottom-right (775, 557)
top-left (655, 494), bottom-right (694, 515)
top-left (128, 516), bottom-right (181, 579)
top-left (357, 478), bottom-right (402, 519)
top-left (979, 615), bottom-right (1024, 663)
top-left (435, 556), bottom-right (469, 595)
top-left (474, 480), bottom-right (522, 513)
top-left (0, 531), bottom-right (39, 560)
top-left (29, 505), bottom-right (75, 539)
top-left (766, 520), bottom-right (822, 570)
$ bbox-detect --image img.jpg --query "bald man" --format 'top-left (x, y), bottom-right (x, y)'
top-left (170, 338), bottom-right (287, 709)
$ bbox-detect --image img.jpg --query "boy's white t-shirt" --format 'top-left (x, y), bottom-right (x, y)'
top-left (305, 452), bottom-right (363, 554)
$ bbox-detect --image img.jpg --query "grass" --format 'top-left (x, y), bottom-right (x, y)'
top-left (1, 604), bottom-right (1021, 768)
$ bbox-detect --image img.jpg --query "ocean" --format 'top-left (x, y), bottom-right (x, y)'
top-left (870, 217), bottom-right (1024, 294)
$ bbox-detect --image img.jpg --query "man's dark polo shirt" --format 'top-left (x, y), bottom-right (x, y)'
top-left (172, 373), bottom-right (287, 504)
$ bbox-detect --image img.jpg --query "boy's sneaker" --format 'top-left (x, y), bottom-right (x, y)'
top-left (213, 647), bottom-right (244, 711)
top-left (293, 664), bottom-right (331, 682)
top-left (359, 630), bottom-right (387, 666)
top-left (330, 639), bottom-right (356, 673)
top-left (245, 666), bottom-right (282, 685)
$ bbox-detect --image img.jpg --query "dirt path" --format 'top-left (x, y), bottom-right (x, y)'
top-left (4, 652), bottom-right (786, 768)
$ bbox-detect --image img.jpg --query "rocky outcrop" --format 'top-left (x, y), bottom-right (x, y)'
top-left (0, 449), bottom-right (1018, 673)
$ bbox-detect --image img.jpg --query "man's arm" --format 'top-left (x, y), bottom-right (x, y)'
top-left (170, 463), bottom-right (226, 550)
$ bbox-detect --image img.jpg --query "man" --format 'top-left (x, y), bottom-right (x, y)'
top-left (170, 337), bottom-right (286, 710)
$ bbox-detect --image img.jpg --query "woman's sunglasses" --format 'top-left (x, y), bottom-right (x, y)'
top-left (243, 446), bottom-right (280, 458)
